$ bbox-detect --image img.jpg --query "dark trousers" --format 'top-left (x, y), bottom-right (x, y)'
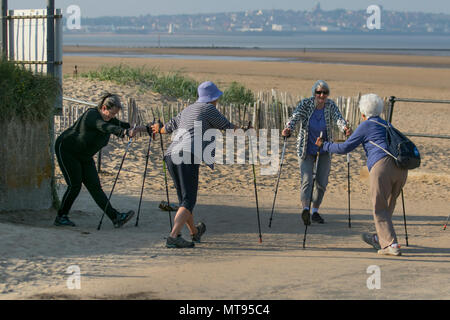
top-left (164, 154), bottom-right (200, 213)
top-left (55, 138), bottom-right (118, 221)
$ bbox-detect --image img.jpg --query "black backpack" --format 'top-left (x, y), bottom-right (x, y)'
top-left (368, 119), bottom-right (421, 170)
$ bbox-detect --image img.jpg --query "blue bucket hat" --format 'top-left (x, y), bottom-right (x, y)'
top-left (197, 81), bottom-right (223, 103)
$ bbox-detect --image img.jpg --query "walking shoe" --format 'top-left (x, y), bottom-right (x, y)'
top-left (311, 212), bottom-right (325, 224)
top-left (378, 246), bottom-right (402, 256)
top-left (159, 201), bottom-right (179, 212)
top-left (114, 210), bottom-right (135, 228)
top-left (191, 222), bottom-right (206, 243)
top-left (166, 235), bottom-right (195, 248)
top-left (301, 209), bottom-right (311, 226)
top-left (54, 215), bottom-right (76, 227)
top-left (361, 233), bottom-right (381, 250)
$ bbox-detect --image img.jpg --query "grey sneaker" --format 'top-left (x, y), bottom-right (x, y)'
top-left (361, 233), bottom-right (381, 250)
top-left (114, 210), bottom-right (135, 228)
top-left (301, 209), bottom-right (311, 226)
top-left (159, 201), bottom-right (179, 212)
top-left (54, 215), bottom-right (76, 227)
top-left (378, 246), bottom-right (402, 256)
top-left (166, 235), bottom-right (195, 248)
top-left (191, 222), bottom-right (206, 243)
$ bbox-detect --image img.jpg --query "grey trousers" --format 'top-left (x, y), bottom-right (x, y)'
top-left (299, 152), bottom-right (331, 208)
top-left (369, 156), bottom-right (408, 249)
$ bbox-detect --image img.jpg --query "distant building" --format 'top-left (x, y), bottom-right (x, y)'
top-left (272, 24), bottom-right (283, 31)
top-left (313, 2), bottom-right (322, 13)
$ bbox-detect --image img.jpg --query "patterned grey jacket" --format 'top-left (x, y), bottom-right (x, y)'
top-left (286, 97), bottom-right (347, 159)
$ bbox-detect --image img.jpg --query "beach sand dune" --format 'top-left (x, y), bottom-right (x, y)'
top-left (1, 52), bottom-right (449, 300)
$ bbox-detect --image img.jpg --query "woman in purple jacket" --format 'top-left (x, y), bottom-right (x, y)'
top-left (315, 93), bottom-right (408, 256)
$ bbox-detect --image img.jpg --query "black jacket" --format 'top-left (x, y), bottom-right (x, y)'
top-left (57, 108), bottom-right (130, 160)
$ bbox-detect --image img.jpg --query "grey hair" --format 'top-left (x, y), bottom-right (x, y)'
top-left (311, 80), bottom-right (330, 96)
top-left (98, 93), bottom-right (123, 110)
top-left (359, 94), bottom-right (384, 118)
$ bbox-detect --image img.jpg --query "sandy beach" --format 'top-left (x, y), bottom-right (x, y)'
top-left (0, 47), bottom-right (449, 300)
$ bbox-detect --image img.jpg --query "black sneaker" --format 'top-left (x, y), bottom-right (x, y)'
top-left (191, 222), bottom-right (206, 243)
top-left (54, 215), bottom-right (76, 227)
top-left (361, 233), bottom-right (381, 250)
top-left (166, 235), bottom-right (195, 248)
top-left (301, 209), bottom-right (311, 226)
top-left (114, 210), bottom-right (135, 228)
top-left (312, 212), bottom-right (325, 224)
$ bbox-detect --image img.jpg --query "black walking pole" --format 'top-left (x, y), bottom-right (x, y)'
top-left (247, 121), bottom-right (263, 243)
top-left (347, 152), bottom-right (352, 228)
top-left (268, 136), bottom-right (287, 228)
top-left (97, 125), bottom-right (135, 230)
top-left (401, 189), bottom-right (409, 246)
top-left (303, 131), bottom-right (322, 249)
top-left (158, 119), bottom-right (173, 231)
top-left (135, 120), bottom-right (155, 227)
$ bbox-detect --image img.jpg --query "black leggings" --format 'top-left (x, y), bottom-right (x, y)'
top-left (55, 138), bottom-right (119, 221)
top-left (164, 154), bottom-right (200, 213)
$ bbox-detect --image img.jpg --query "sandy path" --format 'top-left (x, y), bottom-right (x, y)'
top-left (1, 50), bottom-right (449, 300)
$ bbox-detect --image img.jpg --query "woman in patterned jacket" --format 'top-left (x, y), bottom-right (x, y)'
top-left (282, 80), bottom-right (351, 225)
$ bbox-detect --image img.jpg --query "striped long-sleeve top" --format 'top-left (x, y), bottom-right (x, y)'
top-left (285, 97), bottom-right (347, 159)
top-left (164, 102), bottom-right (235, 169)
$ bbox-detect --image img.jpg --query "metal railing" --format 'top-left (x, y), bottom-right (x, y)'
top-left (387, 96), bottom-right (450, 140)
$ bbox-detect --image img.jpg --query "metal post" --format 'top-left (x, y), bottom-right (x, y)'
top-left (388, 96), bottom-right (396, 122)
top-left (0, 0), bottom-right (7, 56)
top-left (46, 0), bottom-right (55, 76)
top-left (388, 95), bottom-right (410, 245)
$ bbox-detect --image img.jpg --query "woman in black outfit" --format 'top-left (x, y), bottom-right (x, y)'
top-left (54, 93), bottom-right (147, 228)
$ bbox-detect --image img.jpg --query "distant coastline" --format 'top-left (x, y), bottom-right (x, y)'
top-left (63, 32), bottom-right (450, 57)
top-left (63, 45), bottom-right (450, 69)
top-left (65, 30), bottom-right (450, 36)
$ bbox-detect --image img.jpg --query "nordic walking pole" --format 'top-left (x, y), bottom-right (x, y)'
top-left (97, 124), bottom-right (136, 231)
top-left (247, 121), bottom-right (263, 243)
top-left (135, 120), bottom-right (155, 227)
top-left (268, 136), bottom-right (287, 228)
top-left (303, 131), bottom-right (322, 249)
top-left (347, 152), bottom-right (351, 228)
top-left (158, 119), bottom-right (173, 231)
top-left (443, 214), bottom-right (450, 230)
top-left (401, 189), bottom-right (409, 246)
top-left (345, 121), bottom-right (352, 228)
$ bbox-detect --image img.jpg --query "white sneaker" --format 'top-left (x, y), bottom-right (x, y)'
top-left (377, 246), bottom-right (402, 256)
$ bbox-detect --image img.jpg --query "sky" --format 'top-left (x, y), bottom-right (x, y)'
top-left (8, 0), bottom-right (450, 17)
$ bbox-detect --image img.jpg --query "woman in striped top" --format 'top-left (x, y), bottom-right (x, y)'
top-left (282, 80), bottom-right (351, 226)
top-left (152, 81), bottom-right (240, 248)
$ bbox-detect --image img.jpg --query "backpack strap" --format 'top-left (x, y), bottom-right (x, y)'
top-left (368, 140), bottom-right (398, 160)
top-left (367, 119), bottom-right (398, 160)
top-left (368, 118), bottom-right (389, 128)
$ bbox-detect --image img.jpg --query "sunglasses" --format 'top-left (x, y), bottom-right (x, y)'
top-left (315, 90), bottom-right (329, 95)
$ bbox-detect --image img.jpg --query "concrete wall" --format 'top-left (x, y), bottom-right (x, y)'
top-left (0, 118), bottom-right (53, 211)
